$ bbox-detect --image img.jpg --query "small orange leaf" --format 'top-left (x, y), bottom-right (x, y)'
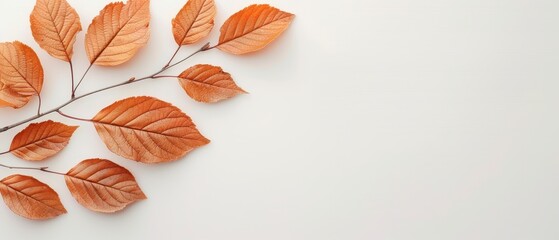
top-left (179, 64), bottom-right (247, 103)
top-left (172, 0), bottom-right (216, 45)
top-left (0, 175), bottom-right (66, 220)
top-left (10, 121), bottom-right (78, 161)
top-left (30, 0), bottom-right (82, 62)
top-left (92, 96), bottom-right (210, 163)
top-left (65, 159), bottom-right (146, 213)
top-left (0, 41), bottom-right (44, 109)
top-left (85, 0), bottom-right (150, 66)
top-left (216, 4), bottom-right (294, 55)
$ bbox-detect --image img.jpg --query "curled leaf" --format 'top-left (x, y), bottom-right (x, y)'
top-left (92, 96), bottom-right (210, 163)
top-left (172, 0), bottom-right (216, 45)
top-left (217, 4), bottom-right (294, 55)
top-left (30, 0), bottom-right (82, 62)
top-left (0, 41), bottom-right (44, 108)
top-left (65, 159), bottom-right (146, 213)
top-left (179, 64), bottom-right (247, 103)
top-left (85, 0), bottom-right (150, 66)
top-left (0, 175), bottom-right (66, 220)
top-left (10, 121), bottom-right (78, 161)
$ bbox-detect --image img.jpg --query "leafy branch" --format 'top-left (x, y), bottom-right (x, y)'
top-left (0, 0), bottom-right (294, 221)
top-left (0, 43), bottom-right (210, 133)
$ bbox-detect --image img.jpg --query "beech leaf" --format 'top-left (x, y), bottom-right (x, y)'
top-left (30, 0), bottom-right (82, 62)
top-left (92, 96), bottom-right (210, 163)
top-left (0, 175), bottom-right (66, 220)
top-left (0, 41), bottom-right (44, 109)
top-left (65, 159), bottom-right (146, 213)
top-left (217, 4), bottom-right (294, 55)
top-left (85, 0), bottom-right (150, 66)
top-left (10, 121), bottom-right (78, 161)
top-left (179, 64), bottom-right (247, 103)
top-left (172, 0), bottom-right (216, 45)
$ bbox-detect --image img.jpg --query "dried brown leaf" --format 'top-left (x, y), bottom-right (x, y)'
top-left (0, 175), bottom-right (66, 220)
top-left (65, 159), bottom-right (146, 213)
top-left (217, 4), bottom-right (294, 55)
top-left (10, 121), bottom-right (78, 161)
top-left (92, 96), bottom-right (210, 163)
top-left (179, 64), bottom-right (246, 103)
top-left (0, 41), bottom-right (44, 108)
top-left (30, 0), bottom-right (82, 62)
top-left (172, 0), bottom-right (216, 45)
top-left (85, 0), bottom-right (150, 66)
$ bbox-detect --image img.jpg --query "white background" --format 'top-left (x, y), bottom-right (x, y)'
top-left (0, 0), bottom-right (558, 239)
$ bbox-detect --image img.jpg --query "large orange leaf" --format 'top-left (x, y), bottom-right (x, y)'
top-left (10, 121), bottom-right (78, 161)
top-left (178, 64), bottom-right (247, 103)
top-left (92, 96), bottom-right (210, 163)
top-left (30, 0), bottom-right (82, 62)
top-left (0, 41), bottom-right (44, 109)
top-left (85, 0), bottom-right (150, 66)
top-left (172, 0), bottom-right (216, 45)
top-left (0, 175), bottom-right (66, 220)
top-left (65, 159), bottom-right (146, 213)
top-left (216, 4), bottom-right (294, 55)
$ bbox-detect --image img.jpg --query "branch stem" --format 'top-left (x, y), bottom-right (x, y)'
top-left (0, 164), bottom-right (66, 176)
top-left (0, 43), bottom-right (210, 133)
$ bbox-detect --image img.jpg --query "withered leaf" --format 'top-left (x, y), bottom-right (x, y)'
top-left (0, 41), bottom-right (44, 109)
top-left (172, 0), bottom-right (216, 45)
top-left (65, 159), bottom-right (146, 213)
top-left (30, 0), bottom-right (82, 62)
top-left (85, 0), bottom-right (150, 66)
top-left (217, 4), bottom-right (294, 55)
top-left (10, 121), bottom-right (78, 161)
top-left (179, 64), bottom-right (247, 103)
top-left (92, 96), bottom-right (210, 163)
top-left (0, 175), bottom-right (66, 220)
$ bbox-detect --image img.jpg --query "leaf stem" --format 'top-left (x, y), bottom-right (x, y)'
top-left (165, 45), bottom-right (182, 68)
top-left (152, 75), bottom-right (179, 79)
top-left (0, 164), bottom-right (66, 176)
top-left (73, 63), bottom-right (93, 96)
top-left (37, 94), bottom-right (42, 116)
top-left (167, 43), bottom-right (210, 70)
top-left (69, 61), bottom-right (75, 98)
top-left (56, 110), bottom-right (91, 123)
top-left (0, 43), bottom-right (210, 134)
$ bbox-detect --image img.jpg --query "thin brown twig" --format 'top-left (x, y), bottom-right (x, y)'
top-left (69, 60), bottom-right (75, 98)
top-left (0, 164), bottom-right (66, 176)
top-left (72, 63), bottom-right (93, 96)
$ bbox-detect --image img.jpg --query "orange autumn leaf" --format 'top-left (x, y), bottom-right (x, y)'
top-left (0, 41), bottom-right (44, 109)
top-left (172, 0), bottom-right (216, 45)
top-left (216, 4), bottom-right (294, 55)
top-left (92, 96), bottom-right (210, 163)
top-left (0, 175), bottom-right (66, 220)
top-left (85, 0), bottom-right (150, 66)
top-left (0, 83), bottom-right (30, 109)
top-left (65, 159), bottom-right (146, 213)
top-left (10, 121), bottom-right (78, 161)
top-left (178, 64), bottom-right (247, 103)
top-left (30, 0), bottom-right (82, 62)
